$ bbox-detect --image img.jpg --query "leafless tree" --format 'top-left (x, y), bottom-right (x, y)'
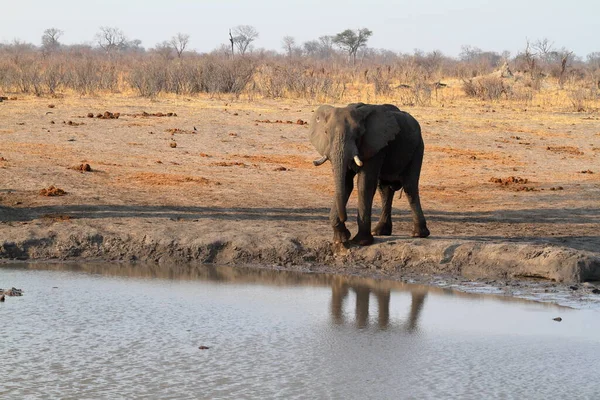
top-left (232, 25), bottom-right (259, 55)
top-left (303, 35), bottom-right (336, 59)
top-left (41, 28), bottom-right (63, 56)
top-left (153, 41), bottom-right (175, 60)
top-left (522, 38), bottom-right (537, 75)
top-left (532, 38), bottom-right (554, 62)
top-left (281, 36), bottom-right (296, 57)
top-left (170, 33), bottom-right (190, 58)
top-left (96, 27), bottom-right (127, 54)
top-left (556, 48), bottom-right (574, 87)
top-left (587, 52), bottom-right (600, 70)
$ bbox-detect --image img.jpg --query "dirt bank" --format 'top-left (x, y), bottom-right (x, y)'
top-left (1, 95), bottom-right (599, 282)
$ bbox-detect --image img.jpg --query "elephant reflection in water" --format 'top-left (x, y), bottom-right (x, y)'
top-left (330, 280), bottom-right (426, 331)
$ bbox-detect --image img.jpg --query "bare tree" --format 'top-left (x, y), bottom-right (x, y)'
top-left (333, 28), bottom-right (373, 64)
top-left (587, 52), bottom-right (600, 70)
top-left (303, 36), bottom-right (335, 59)
top-left (153, 41), bottom-right (174, 60)
top-left (41, 28), bottom-right (63, 55)
top-left (96, 26), bottom-right (127, 54)
top-left (229, 29), bottom-right (235, 57)
top-left (281, 36), bottom-right (296, 57)
top-left (170, 33), bottom-right (190, 58)
top-left (556, 48), bottom-right (574, 87)
top-left (532, 38), bottom-right (554, 62)
top-left (522, 38), bottom-right (537, 75)
top-left (232, 25), bottom-right (259, 55)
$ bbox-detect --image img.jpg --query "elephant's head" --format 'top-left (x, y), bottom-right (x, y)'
top-left (309, 103), bottom-right (400, 223)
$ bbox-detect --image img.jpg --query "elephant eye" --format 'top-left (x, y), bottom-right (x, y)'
top-left (316, 117), bottom-right (320, 123)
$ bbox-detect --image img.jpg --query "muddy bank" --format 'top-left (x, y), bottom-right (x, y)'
top-left (1, 215), bottom-right (599, 283)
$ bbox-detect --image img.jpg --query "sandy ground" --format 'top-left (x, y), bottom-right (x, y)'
top-left (1, 94), bottom-right (599, 283)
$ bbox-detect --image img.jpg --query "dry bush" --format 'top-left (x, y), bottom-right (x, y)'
top-left (369, 66), bottom-right (392, 96)
top-left (393, 67), bottom-right (432, 106)
top-left (69, 57), bottom-right (103, 95)
top-left (568, 87), bottom-right (598, 112)
top-left (253, 62), bottom-right (346, 102)
top-left (462, 76), bottom-right (509, 101)
top-left (200, 56), bottom-right (254, 96)
top-left (130, 60), bottom-right (168, 97)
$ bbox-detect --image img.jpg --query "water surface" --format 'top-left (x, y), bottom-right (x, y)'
top-left (1, 263), bottom-right (599, 399)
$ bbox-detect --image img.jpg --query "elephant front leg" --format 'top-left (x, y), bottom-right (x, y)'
top-left (352, 167), bottom-right (379, 246)
top-left (330, 171), bottom-right (355, 244)
top-left (372, 183), bottom-right (395, 236)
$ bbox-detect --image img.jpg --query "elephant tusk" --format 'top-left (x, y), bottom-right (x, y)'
top-left (353, 155), bottom-right (363, 167)
top-left (312, 155), bottom-right (328, 166)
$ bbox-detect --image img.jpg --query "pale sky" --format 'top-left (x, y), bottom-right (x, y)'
top-left (2, 0), bottom-right (598, 58)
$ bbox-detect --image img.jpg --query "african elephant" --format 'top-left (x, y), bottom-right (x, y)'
top-left (309, 103), bottom-right (429, 245)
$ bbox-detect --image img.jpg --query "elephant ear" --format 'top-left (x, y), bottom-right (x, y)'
top-left (350, 105), bottom-right (400, 159)
top-left (309, 105), bottom-right (334, 156)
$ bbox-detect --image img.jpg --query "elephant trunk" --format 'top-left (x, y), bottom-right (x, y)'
top-left (331, 141), bottom-right (358, 224)
top-left (333, 159), bottom-right (347, 223)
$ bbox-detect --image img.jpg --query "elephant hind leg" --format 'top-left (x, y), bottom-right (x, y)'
top-left (372, 183), bottom-right (395, 236)
top-left (402, 149), bottom-right (430, 238)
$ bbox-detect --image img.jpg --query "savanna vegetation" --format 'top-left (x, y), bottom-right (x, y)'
top-left (1, 26), bottom-right (599, 111)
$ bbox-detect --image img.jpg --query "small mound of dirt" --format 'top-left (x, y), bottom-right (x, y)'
top-left (69, 163), bottom-right (92, 172)
top-left (212, 161), bottom-right (247, 167)
top-left (131, 112), bottom-right (177, 118)
top-left (296, 119), bottom-right (308, 125)
top-left (170, 142), bottom-right (177, 148)
top-left (48, 104), bottom-right (55, 108)
top-left (274, 166), bottom-right (288, 171)
top-left (65, 120), bottom-right (84, 126)
top-left (490, 176), bottom-right (529, 185)
top-left (166, 128), bottom-right (194, 135)
top-left (199, 153), bottom-right (211, 157)
top-left (99, 111), bottom-right (120, 119)
top-left (39, 186), bottom-right (67, 196)
top-left (255, 119), bottom-right (297, 125)
top-left (546, 146), bottom-right (583, 155)
top-left (580, 170), bottom-right (594, 174)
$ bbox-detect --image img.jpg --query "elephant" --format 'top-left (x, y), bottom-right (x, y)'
top-left (309, 103), bottom-right (430, 245)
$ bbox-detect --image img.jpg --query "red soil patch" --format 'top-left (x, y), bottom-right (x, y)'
top-left (130, 172), bottom-right (218, 186)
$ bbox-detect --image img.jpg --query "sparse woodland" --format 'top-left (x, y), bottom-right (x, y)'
top-left (1, 28), bottom-right (599, 111)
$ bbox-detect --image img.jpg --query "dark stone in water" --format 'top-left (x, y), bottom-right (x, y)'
top-left (553, 317), bottom-right (562, 322)
top-left (199, 346), bottom-right (210, 350)
top-left (1, 287), bottom-right (23, 296)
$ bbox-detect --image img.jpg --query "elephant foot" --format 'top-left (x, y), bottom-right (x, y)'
top-left (412, 224), bottom-right (430, 238)
top-left (351, 232), bottom-right (374, 246)
top-left (333, 225), bottom-right (351, 244)
top-left (372, 222), bottom-right (392, 236)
